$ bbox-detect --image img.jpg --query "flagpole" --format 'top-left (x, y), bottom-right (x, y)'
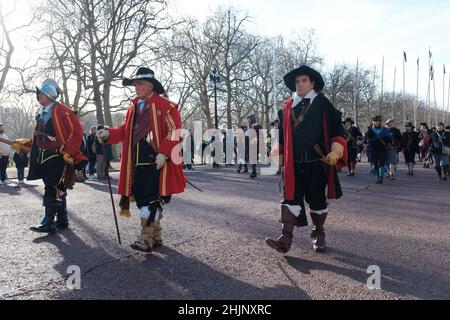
top-left (371, 64), bottom-right (377, 116)
top-left (443, 65), bottom-right (446, 124)
top-left (380, 56), bottom-right (384, 116)
top-left (447, 69), bottom-right (450, 125)
top-left (427, 48), bottom-right (432, 125)
top-left (433, 64), bottom-right (438, 126)
top-left (415, 58), bottom-right (419, 127)
top-left (354, 58), bottom-right (359, 126)
top-left (392, 66), bottom-right (396, 119)
top-left (403, 51), bottom-right (407, 125)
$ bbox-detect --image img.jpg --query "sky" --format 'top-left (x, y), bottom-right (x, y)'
top-left (2, 0), bottom-right (450, 110)
top-left (170, 0), bottom-right (450, 109)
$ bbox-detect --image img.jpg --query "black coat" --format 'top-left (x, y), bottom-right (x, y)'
top-left (389, 128), bottom-right (402, 148)
top-left (87, 134), bottom-right (97, 161)
top-left (346, 126), bottom-right (363, 150)
top-left (431, 130), bottom-right (450, 154)
top-left (400, 131), bottom-right (420, 154)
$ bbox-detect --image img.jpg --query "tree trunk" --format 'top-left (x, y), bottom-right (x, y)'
top-left (200, 83), bottom-right (213, 129)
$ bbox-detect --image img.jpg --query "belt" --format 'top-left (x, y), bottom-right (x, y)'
top-left (295, 152), bottom-right (322, 164)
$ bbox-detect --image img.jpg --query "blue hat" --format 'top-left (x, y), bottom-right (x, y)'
top-left (36, 80), bottom-right (59, 101)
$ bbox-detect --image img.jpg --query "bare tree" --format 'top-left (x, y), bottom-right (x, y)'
top-left (208, 7), bottom-right (261, 129)
top-left (0, 1), bottom-right (35, 93)
top-left (1, 95), bottom-right (38, 139)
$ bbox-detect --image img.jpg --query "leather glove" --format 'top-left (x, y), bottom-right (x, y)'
top-left (96, 129), bottom-right (109, 144)
top-left (62, 152), bottom-right (75, 165)
top-left (155, 153), bottom-right (168, 170)
top-left (323, 142), bottom-right (344, 166)
top-left (11, 139), bottom-right (31, 153)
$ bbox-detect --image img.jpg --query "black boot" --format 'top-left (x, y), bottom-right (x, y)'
top-left (266, 205), bottom-right (297, 254)
top-left (237, 164), bottom-right (242, 174)
top-left (243, 164), bottom-right (249, 173)
top-left (30, 206), bottom-right (57, 234)
top-left (310, 212), bottom-right (328, 253)
top-left (443, 165), bottom-right (449, 181)
top-left (249, 165), bottom-right (257, 179)
top-left (55, 195), bottom-right (69, 230)
top-left (435, 166), bottom-right (443, 181)
top-left (376, 169), bottom-right (381, 184)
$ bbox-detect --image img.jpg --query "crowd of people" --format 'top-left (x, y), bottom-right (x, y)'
top-left (343, 116), bottom-right (450, 184)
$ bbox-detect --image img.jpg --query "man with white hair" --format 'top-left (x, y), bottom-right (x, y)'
top-left (96, 67), bottom-right (186, 253)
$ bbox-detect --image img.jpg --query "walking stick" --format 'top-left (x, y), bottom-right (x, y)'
top-left (101, 143), bottom-right (122, 245)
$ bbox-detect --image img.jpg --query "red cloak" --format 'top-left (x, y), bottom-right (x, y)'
top-left (108, 94), bottom-right (186, 197)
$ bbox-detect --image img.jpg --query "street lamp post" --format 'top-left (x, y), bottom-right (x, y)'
top-left (210, 68), bottom-right (221, 129)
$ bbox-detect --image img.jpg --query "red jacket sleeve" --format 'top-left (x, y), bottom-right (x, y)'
top-left (108, 124), bottom-right (126, 145)
top-left (108, 108), bottom-right (132, 145)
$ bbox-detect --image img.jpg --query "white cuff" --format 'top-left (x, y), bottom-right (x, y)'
top-left (139, 206), bottom-right (150, 220)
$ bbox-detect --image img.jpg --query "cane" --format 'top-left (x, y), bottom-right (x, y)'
top-left (101, 143), bottom-right (122, 245)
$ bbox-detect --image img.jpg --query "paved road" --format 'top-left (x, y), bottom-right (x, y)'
top-left (1, 161), bottom-right (449, 300)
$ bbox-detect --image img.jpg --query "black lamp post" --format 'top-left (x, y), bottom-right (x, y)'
top-left (210, 68), bottom-right (221, 130)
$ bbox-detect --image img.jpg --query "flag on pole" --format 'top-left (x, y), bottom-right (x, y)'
top-left (431, 65), bottom-right (434, 80)
top-left (404, 51), bottom-right (407, 62)
top-left (429, 49), bottom-right (432, 59)
top-left (444, 65), bottom-right (446, 74)
top-left (417, 58), bottom-right (419, 67)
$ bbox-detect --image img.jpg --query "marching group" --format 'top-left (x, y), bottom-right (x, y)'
top-left (343, 116), bottom-right (450, 184)
top-left (1, 64), bottom-right (449, 255)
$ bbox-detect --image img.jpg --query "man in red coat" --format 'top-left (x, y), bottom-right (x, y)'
top-left (97, 67), bottom-right (186, 253)
top-left (266, 66), bottom-right (347, 254)
top-left (12, 79), bottom-right (86, 234)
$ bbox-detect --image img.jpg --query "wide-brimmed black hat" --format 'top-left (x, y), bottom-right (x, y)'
top-left (372, 115), bottom-right (382, 121)
top-left (122, 67), bottom-right (165, 94)
top-left (247, 114), bottom-right (257, 124)
top-left (283, 65), bottom-right (325, 92)
top-left (343, 117), bottom-right (355, 125)
top-left (405, 122), bottom-right (415, 128)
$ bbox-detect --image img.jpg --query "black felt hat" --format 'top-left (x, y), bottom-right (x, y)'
top-left (283, 65), bottom-right (325, 92)
top-left (372, 115), bottom-right (382, 122)
top-left (343, 117), bottom-right (355, 125)
top-left (122, 67), bottom-right (165, 94)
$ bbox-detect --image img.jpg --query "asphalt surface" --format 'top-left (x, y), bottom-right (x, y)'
top-left (0, 160), bottom-right (449, 300)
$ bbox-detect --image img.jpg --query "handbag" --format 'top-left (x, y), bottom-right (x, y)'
top-left (436, 132), bottom-right (450, 156)
top-left (443, 145), bottom-right (450, 156)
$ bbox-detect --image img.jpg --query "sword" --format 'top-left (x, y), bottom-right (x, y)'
top-left (186, 179), bottom-right (204, 192)
top-left (0, 137), bottom-right (32, 153)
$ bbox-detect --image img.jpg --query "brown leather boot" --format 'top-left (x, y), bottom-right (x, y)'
top-left (130, 219), bottom-right (154, 253)
top-left (310, 212), bottom-right (328, 253)
top-left (266, 205), bottom-right (297, 254)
